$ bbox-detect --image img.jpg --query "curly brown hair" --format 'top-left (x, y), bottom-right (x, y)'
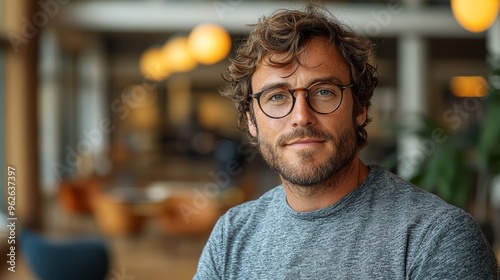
top-left (220, 4), bottom-right (378, 148)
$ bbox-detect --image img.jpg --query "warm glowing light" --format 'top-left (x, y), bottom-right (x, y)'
top-left (451, 0), bottom-right (500, 33)
top-left (161, 36), bottom-right (197, 73)
top-left (139, 47), bottom-right (170, 81)
top-left (188, 23), bottom-right (232, 65)
top-left (450, 76), bottom-right (489, 97)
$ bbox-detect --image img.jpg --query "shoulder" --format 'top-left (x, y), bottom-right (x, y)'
top-left (362, 165), bottom-right (485, 240)
top-left (366, 166), bottom-right (499, 277)
top-left (223, 185), bottom-right (283, 217)
top-left (216, 186), bottom-right (284, 230)
top-left (366, 164), bottom-right (483, 233)
top-left (408, 206), bottom-right (499, 278)
top-left (365, 164), bottom-right (458, 212)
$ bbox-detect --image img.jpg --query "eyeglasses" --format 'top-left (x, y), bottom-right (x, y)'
top-left (249, 81), bottom-right (354, 119)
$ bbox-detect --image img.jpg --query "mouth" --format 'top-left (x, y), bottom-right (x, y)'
top-left (277, 127), bottom-right (332, 149)
top-left (284, 138), bottom-right (326, 147)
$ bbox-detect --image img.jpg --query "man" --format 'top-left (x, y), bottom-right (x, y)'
top-left (194, 5), bottom-right (499, 279)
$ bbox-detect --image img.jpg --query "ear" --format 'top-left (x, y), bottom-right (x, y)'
top-left (355, 106), bottom-right (367, 127)
top-left (247, 112), bottom-right (257, 137)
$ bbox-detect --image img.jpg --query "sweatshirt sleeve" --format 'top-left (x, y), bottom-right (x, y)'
top-left (409, 209), bottom-right (499, 279)
top-left (193, 216), bottom-right (225, 280)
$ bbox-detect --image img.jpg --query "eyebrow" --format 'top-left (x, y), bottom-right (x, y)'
top-left (255, 76), bottom-right (348, 93)
top-left (309, 76), bottom-right (348, 85)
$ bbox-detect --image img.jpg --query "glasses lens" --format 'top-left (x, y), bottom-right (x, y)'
top-left (308, 83), bottom-right (342, 113)
top-left (259, 87), bottom-right (293, 118)
top-left (255, 83), bottom-right (345, 118)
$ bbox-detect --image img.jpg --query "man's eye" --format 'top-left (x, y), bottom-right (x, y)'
top-left (316, 89), bottom-right (334, 96)
top-left (270, 94), bottom-right (287, 101)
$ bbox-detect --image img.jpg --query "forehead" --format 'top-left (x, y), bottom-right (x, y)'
top-left (252, 37), bottom-right (350, 88)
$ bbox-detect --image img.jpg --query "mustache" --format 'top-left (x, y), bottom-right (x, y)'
top-left (277, 127), bottom-right (333, 146)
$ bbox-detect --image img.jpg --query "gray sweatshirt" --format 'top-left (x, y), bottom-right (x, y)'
top-left (194, 165), bottom-right (499, 279)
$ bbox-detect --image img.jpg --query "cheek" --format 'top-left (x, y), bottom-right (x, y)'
top-left (252, 113), bottom-right (284, 141)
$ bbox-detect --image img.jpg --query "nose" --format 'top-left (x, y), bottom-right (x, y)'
top-left (289, 91), bottom-right (316, 127)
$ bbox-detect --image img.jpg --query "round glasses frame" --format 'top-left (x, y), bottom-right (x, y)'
top-left (249, 82), bottom-right (354, 119)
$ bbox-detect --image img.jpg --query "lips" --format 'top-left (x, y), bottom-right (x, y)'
top-left (277, 127), bottom-right (332, 147)
top-left (284, 138), bottom-right (326, 146)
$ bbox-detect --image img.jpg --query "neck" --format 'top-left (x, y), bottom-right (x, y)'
top-left (283, 157), bottom-right (369, 212)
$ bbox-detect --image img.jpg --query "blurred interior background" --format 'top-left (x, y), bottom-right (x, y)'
top-left (1, 0), bottom-right (500, 279)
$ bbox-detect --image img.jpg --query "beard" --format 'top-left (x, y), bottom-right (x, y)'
top-left (257, 122), bottom-right (358, 188)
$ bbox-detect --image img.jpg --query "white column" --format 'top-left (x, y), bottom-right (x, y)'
top-left (76, 36), bottom-right (109, 177)
top-left (397, 33), bottom-right (427, 178)
top-left (39, 29), bottom-right (62, 193)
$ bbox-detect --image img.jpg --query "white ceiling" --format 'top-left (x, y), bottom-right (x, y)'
top-left (57, 1), bottom-right (484, 38)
